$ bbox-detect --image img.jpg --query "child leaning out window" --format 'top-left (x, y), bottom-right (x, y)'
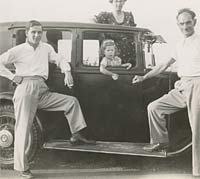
top-left (99, 39), bottom-right (132, 80)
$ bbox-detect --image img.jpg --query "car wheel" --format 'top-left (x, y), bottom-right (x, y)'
top-left (0, 104), bottom-right (41, 169)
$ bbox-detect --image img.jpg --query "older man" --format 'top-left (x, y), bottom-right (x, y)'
top-left (0, 20), bottom-right (95, 179)
top-left (132, 8), bottom-right (200, 177)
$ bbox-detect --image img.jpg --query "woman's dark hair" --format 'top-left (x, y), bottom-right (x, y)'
top-left (26, 20), bottom-right (42, 31)
top-left (176, 8), bottom-right (196, 20)
top-left (109, 0), bottom-right (127, 3)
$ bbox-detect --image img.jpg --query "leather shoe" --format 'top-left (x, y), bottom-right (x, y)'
top-left (143, 143), bottom-right (169, 152)
top-left (70, 133), bottom-right (96, 146)
top-left (21, 169), bottom-right (34, 179)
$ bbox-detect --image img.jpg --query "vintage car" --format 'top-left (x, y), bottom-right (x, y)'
top-left (0, 21), bottom-right (191, 169)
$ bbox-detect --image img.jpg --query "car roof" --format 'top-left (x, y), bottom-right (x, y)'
top-left (0, 21), bottom-right (150, 33)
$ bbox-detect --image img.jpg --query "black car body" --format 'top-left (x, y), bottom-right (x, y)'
top-left (0, 21), bottom-right (191, 168)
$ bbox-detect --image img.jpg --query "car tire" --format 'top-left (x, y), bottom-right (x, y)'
top-left (0, 104), bottom-right (41, 169)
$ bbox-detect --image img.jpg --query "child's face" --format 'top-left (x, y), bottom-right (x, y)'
top-left (104, 45), bottom-right (115, 59)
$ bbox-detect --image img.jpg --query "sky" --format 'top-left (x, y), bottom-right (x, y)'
top-left (0, 0), bottom-right (200, 60)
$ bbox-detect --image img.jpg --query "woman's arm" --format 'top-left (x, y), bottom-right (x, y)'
top-left (128, 12), bottom-right (137, 27)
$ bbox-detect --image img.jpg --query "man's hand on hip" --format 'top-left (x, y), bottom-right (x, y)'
top-left (12, 76), bottom-right (23, 85)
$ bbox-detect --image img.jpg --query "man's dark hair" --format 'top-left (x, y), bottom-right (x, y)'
top-left (26, 20), bottom-right (42, 31)
top-left (176, 8), bottom-right (196, 20)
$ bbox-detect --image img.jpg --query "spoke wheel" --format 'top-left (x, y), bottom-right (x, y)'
top-left (0, 104), bottom-right (41, 169)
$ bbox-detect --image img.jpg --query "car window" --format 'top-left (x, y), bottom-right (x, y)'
top-left (15, 29), bottom-right (72, 62)
top-left (82, 31), bottom-right (137, 67)
top-left (83, 40), bottom-right (99, 66)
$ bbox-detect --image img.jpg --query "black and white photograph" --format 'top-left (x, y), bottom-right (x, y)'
top-left (0, 0), bottom-right (200, 178)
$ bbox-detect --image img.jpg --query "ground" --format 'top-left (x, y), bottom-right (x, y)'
top-left (0, 148), bottom-right (194, 179)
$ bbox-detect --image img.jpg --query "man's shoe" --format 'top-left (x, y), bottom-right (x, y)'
top-left (143, 143), bottom-right (169, 152)
top-left (70, 133), bottom-right (96, 146)
top-left (21, 170), bottom-right (34, 179)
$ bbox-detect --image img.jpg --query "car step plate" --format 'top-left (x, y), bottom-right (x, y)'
top-left (43, 140), bottom-right (167, 157)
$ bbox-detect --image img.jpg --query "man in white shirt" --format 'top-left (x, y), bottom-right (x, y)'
top-left (132, 8), bottom-right (200, 177)
top-left (0, 20), bottom-right (95, 179)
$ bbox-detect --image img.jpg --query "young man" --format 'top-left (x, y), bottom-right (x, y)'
top-left (0, 20), bottom-right (95, 179)
top-left (132, 8), bottom-right (200, 177)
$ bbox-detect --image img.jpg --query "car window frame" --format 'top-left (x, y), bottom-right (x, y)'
top-left (76, 28), bottom-right (143, 75)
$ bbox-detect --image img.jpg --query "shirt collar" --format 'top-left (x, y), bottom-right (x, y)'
top-left (25, 40), bottom-right (42, 49)
top-left (181, 32), bottom-right (197, 44)
top-left (183, 32), bottom-right (197, 40)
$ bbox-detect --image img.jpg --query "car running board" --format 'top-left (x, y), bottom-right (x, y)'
top-left (43, 140), bottom-right (167, 158)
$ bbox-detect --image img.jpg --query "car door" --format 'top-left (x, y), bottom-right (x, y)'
top-left (73, 28), bottom-right (155, 142)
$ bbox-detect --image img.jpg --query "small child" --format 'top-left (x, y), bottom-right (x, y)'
top-left (99, 39), bottom-right (132, 80)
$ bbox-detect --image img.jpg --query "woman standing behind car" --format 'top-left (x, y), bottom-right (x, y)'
top-left (94, 0), bottom-right (137, 66)
top-left (94, 0), bottom-right (136, 26)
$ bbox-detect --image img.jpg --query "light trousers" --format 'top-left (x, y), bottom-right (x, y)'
top-left (148, 77), bottom-right (200, 176)
top-left (13, 76), bottom-right (86, 171)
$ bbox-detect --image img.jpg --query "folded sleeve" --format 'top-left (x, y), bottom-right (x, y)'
top-left (0, 50), bottom-right (16, 80)
top-left (48, 45), bottom-right (71, 73)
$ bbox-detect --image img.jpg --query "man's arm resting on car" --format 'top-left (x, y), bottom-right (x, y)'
top-left (132, 58), bottom-right (176, 84)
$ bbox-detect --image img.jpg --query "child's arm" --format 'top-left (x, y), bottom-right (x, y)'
top-left (100, 58), bottom-right (119, 80)
top-left (121, 63), bottom-right (132, 70)
top-left (114, 56), bottom-right (122, 66)
top-left (100, 64), bottom-right (119, 80)
top-left (115, 56), bottom-right (132, 70)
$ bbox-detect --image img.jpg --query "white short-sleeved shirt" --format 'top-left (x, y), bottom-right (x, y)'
top-left (171, 33), bottom-right (200, 77)
top-left (100, 56), bottom-right (122, 67)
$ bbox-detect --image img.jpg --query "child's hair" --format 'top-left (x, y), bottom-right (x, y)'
top-left (99, 39), bottom-right (118, 58)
